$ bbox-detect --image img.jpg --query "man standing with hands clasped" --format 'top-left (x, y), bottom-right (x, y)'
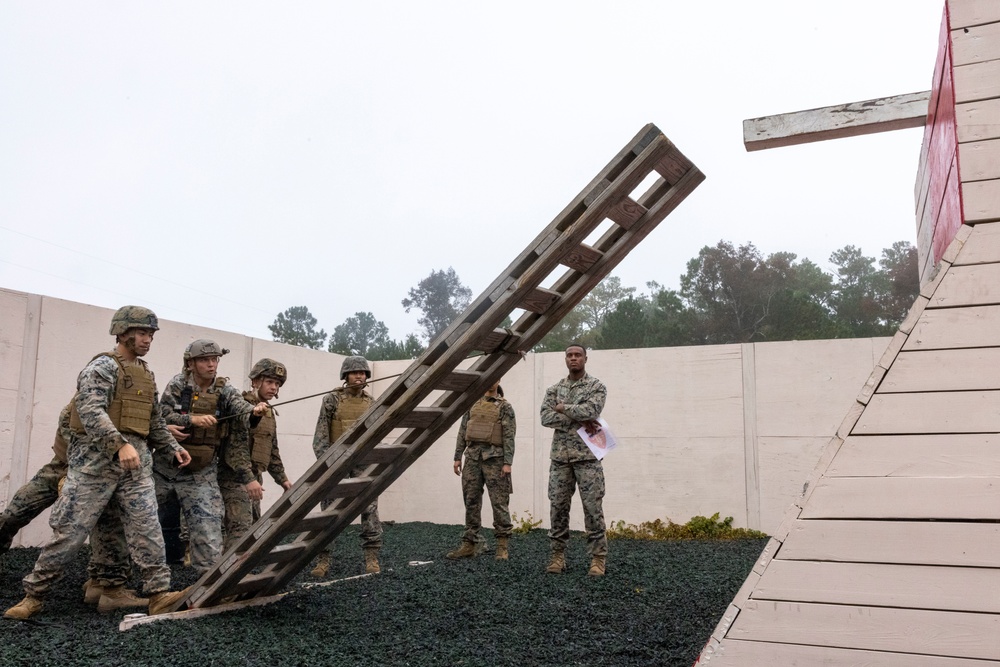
top-left (540, 343), bottom-right (608, 577)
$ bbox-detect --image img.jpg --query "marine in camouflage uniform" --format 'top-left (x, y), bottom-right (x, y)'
top-left (310, 355), bottom-right (382, 577)
top-left (155, 339), bottom-right (265, 573)
top-left (540, 343), bottom-right (609, 577)
top-left (0, 402), bottom-right (144, 610)
top-left (4, 306), bottom-right (192, 620)
top-left (219, 358), bottom-right (292, 551)
top-left (446, 381), bottom-right (516, 560)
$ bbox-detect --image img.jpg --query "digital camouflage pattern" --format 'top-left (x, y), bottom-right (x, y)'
top-left (312, 389), bottom-right (382, 549)
top-left (108, 305), bottom-right (159, 335)
top-left (20, 354), bottom-right (181, 598)
top-left (455, 396), bottom-right (516, 542)
top-left (0, 459), bottom-right (64, 555)
top-left (219, 391), bottom-right (289, 550)
top-left (540, 372), bottom-right (608, 557)
top-left (156, 372), bottom-right (256, 571)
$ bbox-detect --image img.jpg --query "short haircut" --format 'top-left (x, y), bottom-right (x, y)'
top-left (565, 342), bottom-right (586, 353)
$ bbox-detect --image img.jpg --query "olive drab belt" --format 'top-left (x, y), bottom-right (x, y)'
top-left (330, 393), bottom-right (371, 442)
top-left (69, 351), bottom-right (156, 438)
top-left (465, 397), bottom-right (504, 445)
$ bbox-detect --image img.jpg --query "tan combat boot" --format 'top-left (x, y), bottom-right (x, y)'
top-left (4, 595), bottom-right (43, 620)
top-left (83, 578), bottom-right (103, 605)
top-left (495, 536), bottom-right (509, 561)
top-left (310, 550), bottom-right (331, 578)
top-left (545, 550), bottom-right (566, 574)
top-left (446, 541), bottom-right (477, 560)
top-left (588, 555), bottom-right (606, 577)
top-left (148, 587), bottom-right (191, 615)
top-left (97, 586), bottom-right (150, 614)
top-left (364, 548), bottom-right (381, 574)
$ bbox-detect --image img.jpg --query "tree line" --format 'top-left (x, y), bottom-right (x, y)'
top-left (269, 240), bottom-right (920, 359)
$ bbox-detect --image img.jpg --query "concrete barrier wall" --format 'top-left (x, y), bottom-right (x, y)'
top-left (0, 288), bottom-right (890, 546)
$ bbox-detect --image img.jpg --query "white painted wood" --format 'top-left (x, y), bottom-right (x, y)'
top-left (10, 294), bottom-right (41, 513)
top-left (904, 304), bottom-right (1000, 350)
top-left (940, 223), bottom-right (974, 265)
top-left (800, 477), bottom-right (1000, 520)
top-left (948, 0), bottom-right (1000, 29)
top-left (955, 59), bottom-right (1000, 104)
top-left (728, 600), bottom-right (1000, 660)
top-left (778, 519), bottom-right (1000, 567)
top-left (958, 138), bottom-right (1000, 181)
top-left (704, 638), bottom-right (995, 667)
top-left (962, 179), bottom-right (1000, 223)
top-left (754, 560), bottom-right (1000, 612)
top-left (927, 263), bottom-right (1000, 307)
top-left (743, 92), bottom-right (930, 151)
top-left (855, 391), bottom-right (1000, 434)
top-left (882, 349), bottom-right (1000, 392)
top-left (828, 433), bottom-right (1000, 477)
top-left (757, 436), bottom-right (827, 533)
top-left (952, 220), bottom-right (1000, 264)
top-left (741, 343), bottom-right (760, 530)
top-left (951, 20), bottom-right (1000, 66)
top-left (956, 98), bottom-right (1000, 142)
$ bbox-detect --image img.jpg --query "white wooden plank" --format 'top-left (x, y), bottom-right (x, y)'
top-left (951, 21), bottom-right (1000, 66)
top-left (952, 220), bottom-right (1000, 264)
top-left (954, 59), bottom-right (1000, 104)
top-left (754, 560), bottom-right (1000, 612)
top-left (962, 179), bottom-right (1000, 223)
top-left (728, 600), bottom-right (1000, 660)
top-left (741, 343), bottom-right (760, 530)
top-left (940, 223), bottom-right (974, 265)
top-left (958, 138), bottom-right (1000, 181)
top-left (706, 638), bottom-right (995, 667)
top-left (881, 349), bottom-right (1000, 392)
top-left (929, 263), bottom-right (1000, 306)
top-left (828, 433), bottom-right (1000, 477)
top-left (904, 305), bottom-right (1000, 350)
top-left (779, 519), bottom-right (1000, 567)
top-left (757, 436), bottom-right (828, 536)
top-left (743, 92), bottom-right (930, 151)
top-left (800, 477), bottom-right (1000, 520)
top-left (11, 294), bottom-right (41, 506)
top-left (948, 0), bottom-right (1000, 29)
top-left (956, 98), bottom-right (1000, 142)
top-left (855, 391), bottom-right (1000, 434)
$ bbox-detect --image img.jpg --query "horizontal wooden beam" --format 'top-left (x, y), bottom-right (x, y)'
top-left (743, 91), bottom-right (931, 152)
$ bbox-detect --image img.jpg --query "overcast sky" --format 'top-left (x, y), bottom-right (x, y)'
top-left (1, 1), bottom-right (946, 343)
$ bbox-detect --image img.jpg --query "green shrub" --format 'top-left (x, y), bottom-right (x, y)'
top-left (511, 510), bottom-right (543, 534)
top-left (607, 512), bottom-right (768, 541)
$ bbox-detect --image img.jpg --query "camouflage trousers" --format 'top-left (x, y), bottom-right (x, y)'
top-left (548, 459), bottom-right (607, 557)
top-left (22, 466), bottom-right (171, 598)
top-left (320, 466), bottom-right (382, 550)
top-left (219, 476), bottom-right (261, 552)
top-left (154, 464), bottom-right (224, 573)
top-left (461, 455), bottom-right (512, 542)
top-left (0, 458), bottom-right (132, 587)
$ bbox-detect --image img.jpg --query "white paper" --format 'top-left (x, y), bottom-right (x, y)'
top-left (577, 418), bottom-right (618, 460)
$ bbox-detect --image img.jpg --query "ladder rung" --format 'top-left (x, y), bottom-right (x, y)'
top-left (606, 196), bottom-right (646, 230)
top-left (477, 328), bottom-right (521, 353)
top-left (358, 443), bottom-right (408, 465)
top-left (294, 511), bottom-right (340, 535)
top-left (397, 407), bottom-right (444, 429)
top-left (520, 287), bottom-right (559, 314)
top-left (435, 370), bottom-right (481, 392)
top-left (326, 476), bottom-right (373, 499)
top-left (231, 572), bottom-right (278, 597)
top-left (258, 541), bottom-right (309, 568)
top-left (655, 150), bottom-right (690, 185)
top-left (562, 244), bottom-right (603, 273)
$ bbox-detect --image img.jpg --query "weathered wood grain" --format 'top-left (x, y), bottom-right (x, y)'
top-left (904, 304), bottom-right (1000, 350)
top-left (954, 59), bottom-right (1000, 104)
top-left (704, 638), bottom-right (994, 667)
top-left (962, 179), bottom-right (1000, 223)
top-left (951, 19), bottom-right (1000, 66)
top-left (956, 98), bottom-right (1000, 142)
top-left (952, 220), bottom-right (1000, 264)
top-left (827, 433), bottom-right (1000, 477)
top-left (800, 477), bottom-right (1000, 520)
top-left (948, 0), bottom-right (1000, 30)
top-left (881, 349), bottom-right (1000, 392)
top-left (855, 390), bottom-right (1000, 434)
top-left (779, 519), bottom-right (1000, 567)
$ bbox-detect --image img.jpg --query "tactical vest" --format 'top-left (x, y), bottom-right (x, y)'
top-left (183, 377), bottom-right (230, 473)
top-left (330, 393), bottom-right (371, 441)
top-left (69, 351), bottom-right (156, 438)
top-left (243, 390), bottom-right (276, 467)
top-left (465, 397), bottom-right (505, 445)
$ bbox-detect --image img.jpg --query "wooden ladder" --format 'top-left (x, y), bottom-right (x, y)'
top-left (176, 123), bottom-right (704, 611)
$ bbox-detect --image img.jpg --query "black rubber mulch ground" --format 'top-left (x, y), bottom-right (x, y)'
top-left (0, 522), bottom-right (765, 667)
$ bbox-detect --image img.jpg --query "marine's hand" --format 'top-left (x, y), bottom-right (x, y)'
top-left (281, 480), bottom-right (293, 491)
top-left (117, 443), bottom-right (140, 470)
top-left (582, 419), bottom-right (601, 436)
top-left (553, 401), bottom-right (566, 414)
top-left (501, 464), bottom-right (511, 477)
top-left (166, 424), bottom-right (190, 442)
top-left (252, 402), bottom-right (268, 417)
top-left (175, 448), bottom-right (192, 468)
top-left (453, 461), bottom-right (462, 476)
top-left (245, 480), bottom-right (264, 501)
top-left (190, 414), bottom-right (217, 428)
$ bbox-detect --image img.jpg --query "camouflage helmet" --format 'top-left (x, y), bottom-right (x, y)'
top-left (183, 339), bottom-right (230, 362)
top-left (109, 306), bottom-right (159, 335)
top-left (340, 355), bottom-right (371, 380)
top-left (249, 358), bottom-right (287, 385)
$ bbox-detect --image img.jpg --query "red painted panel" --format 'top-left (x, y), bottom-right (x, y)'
top-left (933, 154), bottom-right (963, 261)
